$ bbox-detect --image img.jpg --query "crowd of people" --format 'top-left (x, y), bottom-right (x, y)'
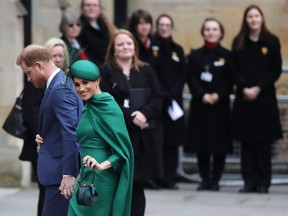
top-left (17, 0), bottom-right (283, 215)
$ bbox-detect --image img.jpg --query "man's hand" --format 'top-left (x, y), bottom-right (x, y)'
top-left (35, 134), bottom-right (43, 152)
top-left (59, 176), bottom-right (76, 199)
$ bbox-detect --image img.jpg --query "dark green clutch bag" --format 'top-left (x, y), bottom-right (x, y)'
top-left (76, 166), bottom-right (98, 206)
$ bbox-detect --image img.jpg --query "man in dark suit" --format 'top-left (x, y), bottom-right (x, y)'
top-left (16, 44), bottom-right (83, 216)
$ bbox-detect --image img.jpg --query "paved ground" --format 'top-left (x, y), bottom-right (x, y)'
top-left (0, 182), bottom-right (287, 216)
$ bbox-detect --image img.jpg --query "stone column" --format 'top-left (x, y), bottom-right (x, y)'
top-left (0, 0), bottom-right (26, 187)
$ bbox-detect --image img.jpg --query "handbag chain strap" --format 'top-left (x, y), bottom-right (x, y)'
top-left (79, 166), bottom-right (96, 187)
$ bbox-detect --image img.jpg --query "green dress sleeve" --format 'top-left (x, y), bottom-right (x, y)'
top-left (107, 153), bottom-right (122, 170)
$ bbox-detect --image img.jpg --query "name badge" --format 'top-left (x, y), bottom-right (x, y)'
top-left (171, 51), bottom-right (180, 62)
top-left (200, 72), bottom-right (213, 82)
top-left (214, 58), bottom-right (225, 67)
top-left (123, 99), bottom-right (130, 108)
top-left (213, 61), bottom-right (224, 67)
top-left (172, 55), bottom-right (180, 62)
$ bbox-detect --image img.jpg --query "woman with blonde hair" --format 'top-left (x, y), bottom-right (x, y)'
top-left (101, 29), bottom-right (163, 216)
top-left (44, 37), bottom-right (69, 73)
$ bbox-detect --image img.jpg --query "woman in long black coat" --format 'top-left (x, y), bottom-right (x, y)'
top-left (152, 14), bottom-right (186, 189)
top-left (231, 5), bottom-right (282, 194)
top-left (186, 18), bottom-right (233, 191)
top-left (20, 81), bottom-right (45, 216)
top-left (128, 10), bottom-right (164, 190)
top-left (78, 0), bottom-right (116, 66)
top-left (100, 29), bottom-right (163, 216)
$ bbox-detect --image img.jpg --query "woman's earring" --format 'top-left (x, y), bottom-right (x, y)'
top-left (114, 52), bottom-right (116, 56)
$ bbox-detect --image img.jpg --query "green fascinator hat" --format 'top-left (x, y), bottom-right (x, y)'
top-left (70, 60), bottom-right (100, 81)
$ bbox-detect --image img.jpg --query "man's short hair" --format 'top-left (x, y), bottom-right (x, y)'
top-left (16, 44), bottom-right (51, 67)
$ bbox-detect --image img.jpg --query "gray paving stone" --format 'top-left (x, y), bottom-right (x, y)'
top-left (0, 183), bottom-right (287, 216)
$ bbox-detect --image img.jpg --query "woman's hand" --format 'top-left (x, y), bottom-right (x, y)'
top-left (35, 134), bottom-right (43, 152)
top-left (202, 93), bottom-right (219, 105)
top-left (243, 86), bottom-right (260, 101)
top-left (131, 111), bottom-right (149, 130)
top-left (210, 93), bottom-right (219, 104)
top-left (83, 155), bottom-right (112, 171)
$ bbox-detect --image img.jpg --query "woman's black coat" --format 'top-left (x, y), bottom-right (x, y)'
top-left (231, 32), bottom-right (283, 143)
top-left (151, 36), bottom-right (186, 147)
top-left (100, 64), bottom-right (164, 181)
top-left (19, 81), bottom-right (44, 162)
top-left (135, 35), bottom-right (155, 64)
top-left (78, 15), bottom-right (110, 66)
top-left (186, 45), bottom-right (233, 154)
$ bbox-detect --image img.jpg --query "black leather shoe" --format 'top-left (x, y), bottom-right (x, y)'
top-left (162, 184), bottom-right (179, 190)
top-left (239, 187), bottom-right (257, 193)
top-left (257, 187), bottom-right (269, 194)
top-left (197, 182), bottom-right (210, 191)
top-left (145, 180), bottom-right (161, 190)
top-left (210, 183), bottom-right (220, 191)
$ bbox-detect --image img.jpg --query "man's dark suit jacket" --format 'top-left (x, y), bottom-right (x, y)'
top-left (37, 71), bottom-right (83, 185)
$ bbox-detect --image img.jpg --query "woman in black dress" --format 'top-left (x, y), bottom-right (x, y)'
top-left (231, 5), bottom-right (282, 194)
top-left (186, 18), bottom-right (233, 191)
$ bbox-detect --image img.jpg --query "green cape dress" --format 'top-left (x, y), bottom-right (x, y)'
top-left (68, 92), bottom-right (134, 216)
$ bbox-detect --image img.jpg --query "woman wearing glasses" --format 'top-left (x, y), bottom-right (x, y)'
top-left (78, 0), bottom-right (116, 66)
top-left (152, 14), bottom-right (186, 190)
top-left (59, 11), bottom-right (88, 65)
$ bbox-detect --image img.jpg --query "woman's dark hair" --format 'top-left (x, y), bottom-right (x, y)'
top-left (155, 13), bottom-right (174, 29)
top-left (201, 17), bottom-right (225, 41)
top-left (234, 4), bottom-right (271, 51)
top-left (129, 9), bottom-right (153, 36)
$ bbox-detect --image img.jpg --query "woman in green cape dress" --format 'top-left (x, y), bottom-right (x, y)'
top-left (68, 60), bottom-right (134, 216)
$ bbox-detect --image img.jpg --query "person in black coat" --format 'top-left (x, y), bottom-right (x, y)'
top-left (100, 29), bottom-right (163, 216)
top-left (128, 9), bottom-right (155, 64)
top-left (128, 9), bottom-right (163, 190)
top-left (186, 18), bottom-right (233, 191)
top-left (20, 80), bottom-right (45, 216)
top-left (231, 5), bottom-right (283, 194)
top-left (152, 14), bottom-right (186, 189)
top-left (78, 0), bottom-right (116, 66)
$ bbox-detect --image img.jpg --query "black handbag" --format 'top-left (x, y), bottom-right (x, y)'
top-left (2, 90), bottom-right (28, 139)
top-left (76, 166), bottom-right (98, 206)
